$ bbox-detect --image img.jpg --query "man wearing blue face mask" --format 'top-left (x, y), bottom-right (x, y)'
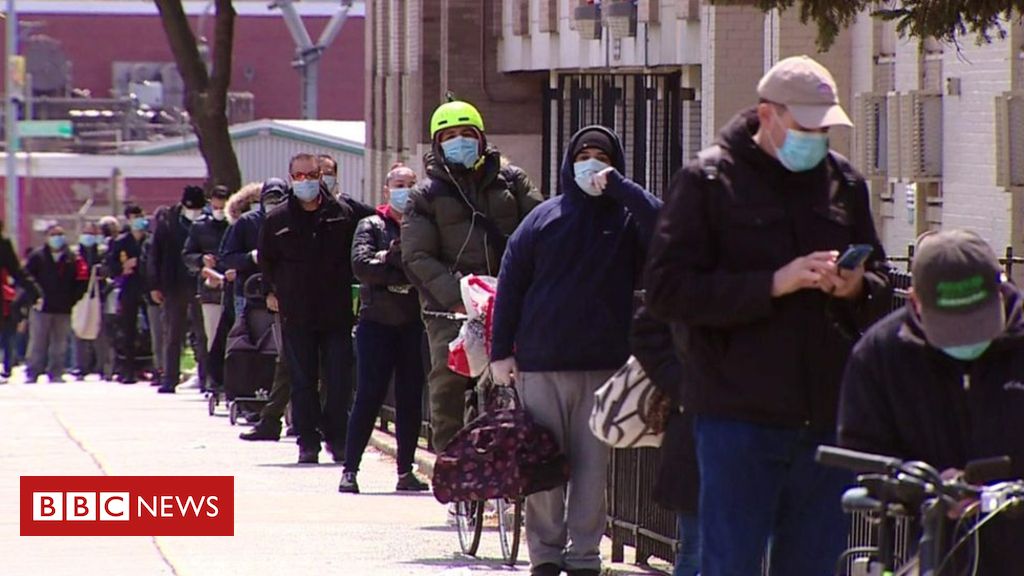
top-left (840, 229), bottom-right (1024, 575)
top-left (489, 126), bottom-right (660, 576)
top-left (645, 55), bottom-right (893, 576)
top-left (402, 98), bottom-right (543, 455)
top-left (260, 152), bottom-right (362, 464)
top-left (25, 224), bottom-right (88, 383)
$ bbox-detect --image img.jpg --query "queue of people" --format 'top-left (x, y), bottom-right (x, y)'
top-left (7, 55), bottom-right (1023, 576)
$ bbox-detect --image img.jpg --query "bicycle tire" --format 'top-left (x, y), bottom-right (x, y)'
top-left (456, 500), bottom-right (484, 556)
top-left (497, 497), bottom-right (524, 566)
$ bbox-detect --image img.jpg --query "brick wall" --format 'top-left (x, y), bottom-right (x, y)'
top-left (940, 38), bottom-right (1014, 249)
top-left (700, 3), bottom-right (765, 147)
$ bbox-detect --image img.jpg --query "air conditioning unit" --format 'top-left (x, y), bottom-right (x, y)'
top-left (853, 92), bottom-right (887, 178)
top-left (901, 91), bottom-right (943, 180)
top-left (574, 2), bottom-right (602, 40)
top-left (996, 91), bottom-right (1024, 189)
top-left (604, 0), bottom-right (638, 39)
top-left (886, 92), bottom-right (903, 179)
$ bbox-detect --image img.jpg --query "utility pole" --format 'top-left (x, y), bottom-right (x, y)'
top-left (269, 0), bottom-right (352, 120)
top-left (5, 0), bottom-right (19, 249)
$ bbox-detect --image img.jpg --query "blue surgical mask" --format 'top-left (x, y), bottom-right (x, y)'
top-left (776, 128), bottom-right (829, 173)
top-left (323, 175), bottom-right (338, 191)
top-left (941, 341), bottom-right (992, 361)
top-left (440, 136), bottom-right (481, 169)
top-left (47, 235), bottom-right (66, 251)
top-left (292, 180), bottom-right (320, 202)
top-left (573, 158), bottom-right (610, 196)
top-left (389, 187), bottom-right (411, 213)
top-left (130, 217), bottom-right (149, 232)
top-left (79, 234), bottom-right (98, 247)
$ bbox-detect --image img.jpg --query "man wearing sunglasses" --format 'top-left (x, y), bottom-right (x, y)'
top-left (259, 152), bottom-right (361, 465)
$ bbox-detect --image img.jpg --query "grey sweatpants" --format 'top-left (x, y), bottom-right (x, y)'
top-left (516, 370), bottom-right (614, 572)
top-left (27, 310), bottom-right (72, 380)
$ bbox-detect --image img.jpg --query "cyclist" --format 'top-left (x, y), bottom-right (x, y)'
top-left (401, 99), bottom-right (543, 454)
top-left (839, 229), bottom-right (1024, 574)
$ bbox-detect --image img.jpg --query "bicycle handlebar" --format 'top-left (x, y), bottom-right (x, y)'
top-left (815, 445), bottom-right (903, 474)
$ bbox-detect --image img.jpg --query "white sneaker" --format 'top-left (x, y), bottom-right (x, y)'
top-left (181, 375), bottom-right (201, 389)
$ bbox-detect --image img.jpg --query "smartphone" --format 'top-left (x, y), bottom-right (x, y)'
top-left (837, 244), bottom-right (874, 270)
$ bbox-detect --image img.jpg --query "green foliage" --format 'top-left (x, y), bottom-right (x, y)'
top-left (747, 0), bottom-right (1024, 50)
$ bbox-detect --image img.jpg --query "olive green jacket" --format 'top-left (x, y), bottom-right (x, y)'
top-left (401, 147), bottom-right (542, 311)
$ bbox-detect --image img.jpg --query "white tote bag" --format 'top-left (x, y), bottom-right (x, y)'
top-left (71, 266), bottom-right (102, 340)
top-left (589, 356), bottom-right (667, 449)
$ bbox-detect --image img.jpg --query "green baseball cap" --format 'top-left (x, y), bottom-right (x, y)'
top-left (912, 230), bottom-right (1005, 348)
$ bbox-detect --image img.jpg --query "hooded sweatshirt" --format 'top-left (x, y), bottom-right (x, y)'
top-left (490, 126), bottom-right (662, 371)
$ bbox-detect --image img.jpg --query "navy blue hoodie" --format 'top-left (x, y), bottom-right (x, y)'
top-left (490, 126), bottom-right (662, 371)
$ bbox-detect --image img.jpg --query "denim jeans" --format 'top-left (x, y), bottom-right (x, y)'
top-left (695, 416), bottom-right (852, 576)
top-left (674, 514), bottom-right (701, 576)
top-left (343, 320), bottom-right (424, 475)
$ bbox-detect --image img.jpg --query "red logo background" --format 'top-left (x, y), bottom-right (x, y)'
top-left (20, 476), bottom-right (234, 536)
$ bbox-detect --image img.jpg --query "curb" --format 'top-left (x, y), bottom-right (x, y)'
top-left (367, 428), bottom-right (436, 478)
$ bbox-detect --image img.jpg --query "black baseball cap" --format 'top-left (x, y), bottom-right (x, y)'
top-left (912, 230), bottom-right (1005, 348)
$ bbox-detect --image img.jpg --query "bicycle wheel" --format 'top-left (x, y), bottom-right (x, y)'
top-left (497, 497), bottom-right (524, 566)
top-left (455, 500), bottom-right (484, 556)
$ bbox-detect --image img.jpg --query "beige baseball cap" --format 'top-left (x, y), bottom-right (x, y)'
top-left (757, 55), bottom-right (853, 129)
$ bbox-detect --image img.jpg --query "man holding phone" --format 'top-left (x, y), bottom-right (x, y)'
top-left (645, 56), bottom-right (893, 576)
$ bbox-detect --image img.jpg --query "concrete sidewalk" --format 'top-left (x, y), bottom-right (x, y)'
top-left (0, 372), bottom-right (664, 576)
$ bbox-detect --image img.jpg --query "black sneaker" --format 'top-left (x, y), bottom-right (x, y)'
top-left (157, 384), bottom-right (176, 394)
top-left (566, 570), bottom-right (601, 576)
top-left (297, 449), bottom-right (319, 464)
top-left (285, 426), bottom-right (298, 437)
top-left (239, 426), bottom-right (280, 442)
top-left (338, 471), bottom-right (360, 494)
top-left (396, 472), bottom-right (429, 492)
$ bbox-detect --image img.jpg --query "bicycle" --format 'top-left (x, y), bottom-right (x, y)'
top-left (424, 309), bottom-right (525, 567)
top-left (817, 445), bottom-right (1024, 576)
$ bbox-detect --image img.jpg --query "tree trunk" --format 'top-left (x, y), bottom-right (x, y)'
top-left (154, 0), bottom-right (242, 193)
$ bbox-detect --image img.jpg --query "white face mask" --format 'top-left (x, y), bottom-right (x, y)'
top-left (183, 208), bottom-right (203, 221)
top-left (212, 209), bottom-right (226, 221)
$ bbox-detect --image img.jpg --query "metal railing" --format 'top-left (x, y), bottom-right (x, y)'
top-left (375, 247), bottom-right (1024, 571)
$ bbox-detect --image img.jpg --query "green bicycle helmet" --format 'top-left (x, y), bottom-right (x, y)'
top-left (430, 100), bottom-right (485, 139)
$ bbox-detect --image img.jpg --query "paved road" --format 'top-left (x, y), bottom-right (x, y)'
top-left (0, 373), bottom-right (661, 576)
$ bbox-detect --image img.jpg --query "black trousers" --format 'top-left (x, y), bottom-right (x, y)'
top-left (281, 321), bottom-right (353, 453)
top-left (162, 291), bottom-right (207, 388)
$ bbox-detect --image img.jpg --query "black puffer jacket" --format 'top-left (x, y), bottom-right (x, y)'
top-left (259, 190), bottom-right (359, 331)
top-left (839, 284), bottom-right (1024, 574)
top-left (182, 215), bottom-right (229, 304)
top-left (645, 108), bottom-right (893, 432)
top-left (352, 207), bottom-right (420, 326)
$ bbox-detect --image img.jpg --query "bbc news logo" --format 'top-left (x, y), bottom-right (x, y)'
top-left (21, 476), bottom-right (233, 536)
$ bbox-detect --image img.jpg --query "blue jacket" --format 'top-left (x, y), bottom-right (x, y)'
top-left (219, 210), bottom-right (263, 300)
top-left (490, 126), bottom-right (662, 372)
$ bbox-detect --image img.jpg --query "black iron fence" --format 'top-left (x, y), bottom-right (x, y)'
top-left (376, 246), bottom-right (1024, 571)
